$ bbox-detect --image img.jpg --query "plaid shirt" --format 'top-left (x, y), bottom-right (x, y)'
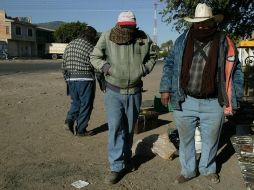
top-left (62, 38), bottom-right (94, 78)
top-left (187, 40), bottom-right (212, 96)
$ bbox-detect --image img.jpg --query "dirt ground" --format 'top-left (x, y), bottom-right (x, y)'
top-left (0, 60), bottom-right (246, 190)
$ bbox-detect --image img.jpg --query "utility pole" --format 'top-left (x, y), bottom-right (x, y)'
top-left (153, 1), bottom-right (158, 45)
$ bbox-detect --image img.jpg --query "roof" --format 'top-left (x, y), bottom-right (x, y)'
top-left (36, 26), bottom-right (55, 32)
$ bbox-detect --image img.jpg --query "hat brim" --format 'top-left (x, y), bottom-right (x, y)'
top-left (184, 14), bottom-right (224, 23)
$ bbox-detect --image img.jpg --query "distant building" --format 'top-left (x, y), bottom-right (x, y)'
top-left (0, 10), bottom-right (54, 58)
top-left (36, 26), bottom-right (55, 57)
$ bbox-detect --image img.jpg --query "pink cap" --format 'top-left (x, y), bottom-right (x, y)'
top-left (117, 11), bottom-right (136, 25)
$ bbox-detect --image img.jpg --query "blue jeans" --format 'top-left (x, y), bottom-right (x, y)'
top-left (173, 96), bottom-right (224, 177)
top-left (104, 89), bottom-right (141, 172)
top-left (66, 80), bottom-right (95, 134)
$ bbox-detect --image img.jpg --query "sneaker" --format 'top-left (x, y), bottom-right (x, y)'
top-left (104, 171), bottom-right (122, 185)
top-left (174, 175), bottom-right (194, 184)
top-left (64, 119), bottom-right (75, 134)
top-left (205, 173), bottom-right (220, 184)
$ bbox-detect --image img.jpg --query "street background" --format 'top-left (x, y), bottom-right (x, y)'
top-left (0, 59), bottom-right (246, 190)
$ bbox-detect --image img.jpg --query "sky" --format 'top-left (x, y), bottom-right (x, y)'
top-left (0, 0), bottom-right (179, 45)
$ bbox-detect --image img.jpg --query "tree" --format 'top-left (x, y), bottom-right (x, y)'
top-left (161, 40), bottom-right (173, 52)
top-left (159, 0), bottom-right (254, 39)
top-left (54, 21), bottom-right (87, 43)
top-left (158, 40), bottom-right (173, 59)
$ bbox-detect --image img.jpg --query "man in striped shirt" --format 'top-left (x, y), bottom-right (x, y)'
top-left (62, 26), bottom-right (97, 136)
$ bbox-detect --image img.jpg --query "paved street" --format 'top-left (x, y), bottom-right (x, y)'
top-left (0, 59), bottom-right (62, 75)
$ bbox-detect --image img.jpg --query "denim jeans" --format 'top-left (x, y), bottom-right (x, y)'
top-left (66, 80), bottom-right (95, 134)
top-left (104, 89), bottom-right (141, 172)
top-left (173, 95), bottom-right (224, 177)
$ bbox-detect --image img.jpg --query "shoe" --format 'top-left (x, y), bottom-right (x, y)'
top-left (174, 175), bottom-right (194, 184)
top-left (64, 119), bottom-right (75, 134)
top-left (104, 171), bottom-right (123, 185)
top-left (76, 130), bottom-right (95, 137)
top-left (205, 173), bottom-right (220, 184)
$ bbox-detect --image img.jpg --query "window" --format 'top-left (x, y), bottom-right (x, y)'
top-left (16, 26), bottom-right (21, 35)
top-left (6, 26), bottom-right (9, 34)
top-left (28, 28), bottom-right (33, 37)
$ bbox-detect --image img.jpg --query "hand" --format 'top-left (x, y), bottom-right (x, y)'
top-left (95, 72), bottom-right (106, 92)
top-left (102, 63), bottom-right (111, 76)
top-left (161, 92), bottom-right (171, 107)
top-left (107, 67), bottom-right (112, 76)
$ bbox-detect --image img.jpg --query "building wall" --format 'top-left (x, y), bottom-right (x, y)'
top-left (8, 40), bottom-right (37, 57)
top-left (0, 10), bottom-right (11, 41)
top-left (36, 28), bottom-right (54, 57)
top-left (11, 23), bottom-right (36, 42)
top-left (0, 9), bottom-right (55, 57)
top-left (8, 40), bottom-right (18, 57)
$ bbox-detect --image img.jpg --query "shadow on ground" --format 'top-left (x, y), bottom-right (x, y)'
top-left (216, 99), bottom-right (254, 173)
top-left (216, 121), bottom-right (236, 173)
top-left (92, 123), bottom-right (108, 135)
top-left (92, 118), bottom-right (171, 135)
top-left (132, 134), bottom-right (158, 170)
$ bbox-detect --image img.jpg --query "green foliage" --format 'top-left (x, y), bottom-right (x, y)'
top-left (161, 40), bottom-right (173, 51)
top-left (158, 40), bottom-right (173, 59)
top-left (159, 50), bottom-right (169, 59)
top-left (159, 0), bottom-right (254, 38)
top-left (54, 21), bottom-right (87, 43)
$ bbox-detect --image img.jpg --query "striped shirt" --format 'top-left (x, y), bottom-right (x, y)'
top-left (62, 38), bottom-right (95, 80)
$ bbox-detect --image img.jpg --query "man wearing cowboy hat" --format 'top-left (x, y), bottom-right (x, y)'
top-left (160, 3), bottom-right (243, 184)
top-left (91, 10), bottom-right (157, 184)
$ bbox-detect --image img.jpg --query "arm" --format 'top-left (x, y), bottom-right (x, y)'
top-left (90, 33), bottom-right (109, 74)
top-left (61, 47), bottom-right (70, 95)
top-left (159, 41), bottom-right (176, 106)
top-left (159, 44), bottom-right (175, 92)
top-left (61, 47), bottom-right (68, 79)
top-left (141, 36), bottom-right (157, 76)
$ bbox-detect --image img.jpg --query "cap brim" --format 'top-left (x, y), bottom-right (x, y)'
top-left (118, 21), bottom-right (136, 25)
top-left (184, 14), bottom-right (224, 23)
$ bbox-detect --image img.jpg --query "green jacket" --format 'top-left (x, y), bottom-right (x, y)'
top-left (90, 30), bottom-right (157, 89)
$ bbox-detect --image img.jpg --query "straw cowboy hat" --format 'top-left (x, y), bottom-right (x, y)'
top-left (184, 3), bottom-right (224, 23)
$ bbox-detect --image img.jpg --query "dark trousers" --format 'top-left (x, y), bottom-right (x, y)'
top-left (66, 80), bottom-right (95, 134)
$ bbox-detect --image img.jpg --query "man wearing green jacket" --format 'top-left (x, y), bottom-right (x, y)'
top-left (90, 10), bottom-right (157, 184)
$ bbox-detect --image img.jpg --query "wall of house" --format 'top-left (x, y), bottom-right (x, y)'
top-left (8, 40), bottom-right (37, 57)
top-left (0, 10), bottom-right (11, 41)
top-left (8, 40), bottom-right (18, 57)
top-left (36, 29), bottom-right (54, 57)
top-left (11, 23), bottom-right (36, 42)
top-left (0, 10), bottom-right (53, 57)
top-left (8, 23), bottom-right (37, 57)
